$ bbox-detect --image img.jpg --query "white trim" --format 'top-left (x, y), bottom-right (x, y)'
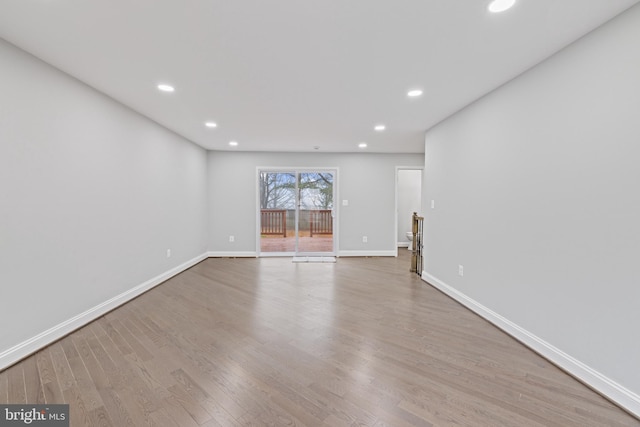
top-left (421, 271), bottom-right (640, 419)
top-left (0, 253), bottom-right (207, 371)
top-left (338, 250), bottom-right (397, 257)
top-left (207, 251), bottom-right (258, 258)
top-left (397, 241), bottom-right (411, 248)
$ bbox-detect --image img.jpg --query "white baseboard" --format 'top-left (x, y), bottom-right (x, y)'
top-left (397, 241), bottom-right (410, 248)
top-left (207, 251), bottom-right (258, 258)
top-left (422, 271), bottom-right (640, 419)
top-left (0, 253), bottom-right (208, 371)
top-left (338, 250), bottom-right (398, 257)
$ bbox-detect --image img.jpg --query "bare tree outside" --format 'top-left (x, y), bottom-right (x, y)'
top-left (259, 172), bottom-right (296, 209)
top-left (299, 172), bottom-right (333, 209)
top-left (260, 172), bottom-right (333, 209)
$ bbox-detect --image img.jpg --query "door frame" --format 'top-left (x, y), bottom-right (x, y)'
top-left (395, 166), bottom-right (424, 257)
top-left (256, 167), bottom-right (339, 257)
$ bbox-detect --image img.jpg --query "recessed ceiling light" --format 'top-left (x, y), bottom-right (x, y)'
top-left (374, 125), bottom-right (386, 132)
top-left (205, 122), bottom-right (217, 128)
top-left (157, 84), bottom-right (175, 92)
top-left (358, 143), bottom-right (368, 149)
top-left (229, 141), bottom-right (238, 146)
top-left (407, 89), bottom-right (423, 98)
top-left (488, 0), bottom-right (516, 13)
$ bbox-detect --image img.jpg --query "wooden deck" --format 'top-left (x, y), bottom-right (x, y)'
top-left (260, 232), bottom-right (333, 253)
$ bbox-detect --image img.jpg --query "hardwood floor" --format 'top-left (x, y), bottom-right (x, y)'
top-left (1, 252), bottom-right (638, 426)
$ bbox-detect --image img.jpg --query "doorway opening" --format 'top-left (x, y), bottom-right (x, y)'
top-left (258, 169), bottom-right (336, 256)
top-left (396, 168), bottom-right (423, 254)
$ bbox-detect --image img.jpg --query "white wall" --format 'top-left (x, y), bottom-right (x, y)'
top-left (208, 151), bottom-right (423, 256)
top-left (397, 169), bottom-right (422, 246)
top-left (0, 39), bottom-right (209, 367)
top-left (422, 4), bottom-right (640, 415)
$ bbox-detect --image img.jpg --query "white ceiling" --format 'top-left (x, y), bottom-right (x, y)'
top-left (1, 0), bottom-right (638, 153)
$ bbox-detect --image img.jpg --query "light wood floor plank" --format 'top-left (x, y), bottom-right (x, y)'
top-left (0, 366), bottom-right (8, 404)
top-left (22, 355), bottom-right (43, 404)
top-left (0, 252), bottom-right (639, 426)
top-left (62, 381), bottom-right (93, 427)
top-left (88, 405), bottom-right (113, 427)
top-left (60, 335), bottom-right (104, 411)
top-left (35, 348), bottom-right (64, 404)
top-left (6, 364), bottom-right (26, 404)
top-left (48, 342), bottom-right (75, 392)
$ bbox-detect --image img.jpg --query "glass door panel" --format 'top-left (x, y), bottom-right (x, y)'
top-left (297, 172), bottom-right (334, 254)
top-left (259, 172), bottom-right (296, 253)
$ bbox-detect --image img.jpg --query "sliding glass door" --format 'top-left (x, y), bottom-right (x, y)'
top-left (259, 169), bottom-right (335, 255)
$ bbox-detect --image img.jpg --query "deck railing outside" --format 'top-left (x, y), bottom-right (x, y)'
top-left (310, 209), bottom-right (333, 236)
top-left (261, 209), bottom-right (333, 237)
top-left (260, 209), bottom-right (287, 237)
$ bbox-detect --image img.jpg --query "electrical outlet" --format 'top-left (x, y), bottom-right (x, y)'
top-left (458, 265), bottom-right (464, 277)
top-left (166, 249), bottom-right (171, 258)
top-left (229, 235), bottom-right (235, 242)
top-left (362, 236), bottom-right (368, 243)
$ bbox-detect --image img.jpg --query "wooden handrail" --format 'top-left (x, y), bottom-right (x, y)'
top-left (260, 209), bottom-right (287, 237)
top-left (410, 212), bottom-right (424, 275)
top-left (309, 210), bottom-right (333, 237)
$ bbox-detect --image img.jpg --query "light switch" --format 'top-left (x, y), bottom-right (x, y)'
top-left (342, 200), bottom-right (349, 206)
